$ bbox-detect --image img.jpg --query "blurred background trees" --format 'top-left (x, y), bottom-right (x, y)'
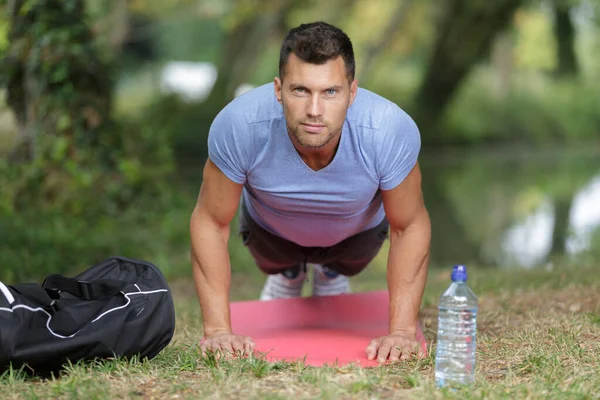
top-left (0, 0), bottom-right (599, 283)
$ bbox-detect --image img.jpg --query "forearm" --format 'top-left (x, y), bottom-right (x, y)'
top-left (190, 210), bottom-right (233, 336)
top-left (386, 209), bottom-right (431, 334)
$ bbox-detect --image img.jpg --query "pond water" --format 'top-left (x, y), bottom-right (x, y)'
top-left (420, 144), bottom-right (600, 268)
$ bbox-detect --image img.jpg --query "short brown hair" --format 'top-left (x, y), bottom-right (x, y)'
top-left (279, 21), bottom-right (355, 82)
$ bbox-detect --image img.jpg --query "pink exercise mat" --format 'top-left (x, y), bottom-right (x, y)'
top-left (230, 290), bottom-right (427, 367)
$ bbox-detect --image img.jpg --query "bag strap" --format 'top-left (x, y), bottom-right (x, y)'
top-left (42, 275), bottom-right (127, 300)
top-left (11, 283), bottom-right (77, 330)
top-left (10, 283), bottom-right (60, 309)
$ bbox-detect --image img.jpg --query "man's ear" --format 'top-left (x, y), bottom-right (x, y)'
top-left (274, 77), bottom-right (283, 104)
top-left (349, 79), bottom-right (358, 106)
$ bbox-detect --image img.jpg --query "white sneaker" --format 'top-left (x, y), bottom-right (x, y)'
top-left (312, 264), bottom-right (350, 297)
top-left (259, 266), bottom-right (307, 300)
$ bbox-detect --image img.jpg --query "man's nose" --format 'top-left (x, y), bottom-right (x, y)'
top-left (306, 94), bottom-right (324, 117)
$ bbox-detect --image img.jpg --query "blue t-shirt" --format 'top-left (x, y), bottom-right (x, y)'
top-left (208, 83), bottom-right (421, 247)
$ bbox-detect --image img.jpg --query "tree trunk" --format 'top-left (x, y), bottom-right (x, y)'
top-left (553, 1), bottom-right (578, 77)
top-left (203, 0), bottom-right (298, 112)
top-left (108, 0), bottom-right (130, 58)
top-left (5, 0), bottom-right (31, 161)
top-left (203, 18), bottom-right (266, 111)
top-left (413, 0), bottom-right (523, 143)
top-left (358, 0), bottom-right (412, 83)
top-left (491, 32), bottom-right (514, 99)
top-left (421, 168), bottom-right (482, 266)
top-left (4, 0), bottom-right (115, 172)
top-left (550, 195), bottom-right (573, 257)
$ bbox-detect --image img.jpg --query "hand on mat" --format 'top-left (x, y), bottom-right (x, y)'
top-left (200, 331), bottom-right (256, 359)
top-left (365, 331), bottom-right (426, 363)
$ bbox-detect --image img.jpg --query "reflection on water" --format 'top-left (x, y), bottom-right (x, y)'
top-left (503, 175), bottom-right (600, 267)
top-left (503, 198), bottom-right (554, 267)
top-left (567, 176), bottom-right (600, 253)
top-left (420, 145), bottom-right (600, 268)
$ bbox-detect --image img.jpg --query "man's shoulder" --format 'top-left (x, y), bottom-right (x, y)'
top-left (220, 82), bottom-right (280, 125)
top-left (347, 88), bottom-right (412, 131)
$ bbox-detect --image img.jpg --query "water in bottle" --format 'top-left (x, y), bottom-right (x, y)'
top-left (435, 264), bottom-right (478, 388)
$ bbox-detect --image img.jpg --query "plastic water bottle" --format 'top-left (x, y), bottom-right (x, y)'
top-left (434, 264), bottom-right (478, 387)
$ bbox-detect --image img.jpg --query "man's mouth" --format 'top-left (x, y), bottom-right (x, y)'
top-left (301, 123), bottom-right (326, 133)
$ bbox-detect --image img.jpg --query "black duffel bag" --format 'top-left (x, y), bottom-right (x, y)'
top-left (0, 256), bottom-right (176, 375)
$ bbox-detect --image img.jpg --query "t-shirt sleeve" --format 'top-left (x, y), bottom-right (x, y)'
top-left (207, 107), bottom-right (250, 184)
top-left (376, 104), bottom-right (421, 191)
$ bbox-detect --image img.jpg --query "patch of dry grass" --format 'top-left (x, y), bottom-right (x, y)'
top-left (2, 264), bottom-right (599, 399)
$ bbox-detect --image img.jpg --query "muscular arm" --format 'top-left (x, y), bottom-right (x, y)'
top-left (381, 162), bottom-right (431, 335)
top-left (190, 158), bottom-right (243, 336)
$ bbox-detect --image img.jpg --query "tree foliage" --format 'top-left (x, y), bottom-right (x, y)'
top-left (0, 0), bottom-right (172, 216)
top-left (413, 0), bottom-right (524, 141)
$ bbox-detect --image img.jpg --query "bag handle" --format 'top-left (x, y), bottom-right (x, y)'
top-left (10, 283), bottom-right (60, 310)
top-left (42, 275), bottom-right (127, 300)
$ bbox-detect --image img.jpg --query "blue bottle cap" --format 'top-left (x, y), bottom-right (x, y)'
top-left (451, 264), bottom-right (468, 282)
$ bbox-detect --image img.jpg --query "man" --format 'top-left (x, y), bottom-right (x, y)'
top-left (190, 21), bottom-right (431, 364)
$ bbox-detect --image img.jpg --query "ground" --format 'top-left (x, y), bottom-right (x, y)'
top-left (1, 263), bottom-right (599, 399)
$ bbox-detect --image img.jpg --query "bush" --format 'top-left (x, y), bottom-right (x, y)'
top-left (0, 108), bottom-right (179, 283)
top-left (0, 189), bottom-right (192, 283)
top-left (0, 187), bottom-right (261, 284)
top-left (140, 94), bottom-right (217, 163)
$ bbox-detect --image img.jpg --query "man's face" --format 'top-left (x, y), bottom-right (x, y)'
top-left (274, 53), bottom-right (358, 150)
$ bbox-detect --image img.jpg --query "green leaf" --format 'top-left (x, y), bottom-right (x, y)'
top-left (51, 65), bottom-right (69, 82)
top-left (57, 114), bottom-right (72, 131)
top-left (51, 137), bottom-right (70, 162)
top-left (119, 159), bottom-right (141, 182)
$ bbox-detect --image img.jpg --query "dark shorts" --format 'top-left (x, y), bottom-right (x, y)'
top-left (238, 200), bottom-right (389, 277)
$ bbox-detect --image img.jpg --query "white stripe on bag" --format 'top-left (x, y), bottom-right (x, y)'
top-left (0, 288), bottom-right (168, 339)
top-left (0, 281), bottom-right (15, 304)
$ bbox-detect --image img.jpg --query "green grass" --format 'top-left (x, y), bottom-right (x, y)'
top-left (1, 262), bottom-right (599, 399)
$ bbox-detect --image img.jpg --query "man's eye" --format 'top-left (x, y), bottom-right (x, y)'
top-left (326, 89), bottom-right (337, 95)
top-left (294, 88), bottom-right (305, 93)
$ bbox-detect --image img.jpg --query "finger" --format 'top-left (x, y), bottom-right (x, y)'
top-left (417, 341), bottom-right (427, 359)
top-left (199, 338), bottom-right (207, 356)
top-left (200, 339), bottom-right (219, 357)
top-left (377, 343), bottom-right (392, 363)
top-left (242, 342), bottom-right (252, 357)
top-left (400, 347), bottom-right (412, 360)
top-left (243, 337), bottom-right (255, 355)
top-left (219, 339), bottom-right (234, 358)
top-left (365, 339), bottom-right (380, 360)
top-left (389, 345), bottom-right (402, 363)
top-left (206, 341), bottom-right (223, 359)
top-left (399, 342), bottom-right (418, 361)
top-left (231, 338), bottom-right (247, 357)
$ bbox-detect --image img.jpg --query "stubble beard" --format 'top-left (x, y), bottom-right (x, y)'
top-left (289, 123), bottom-right (341, 149)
